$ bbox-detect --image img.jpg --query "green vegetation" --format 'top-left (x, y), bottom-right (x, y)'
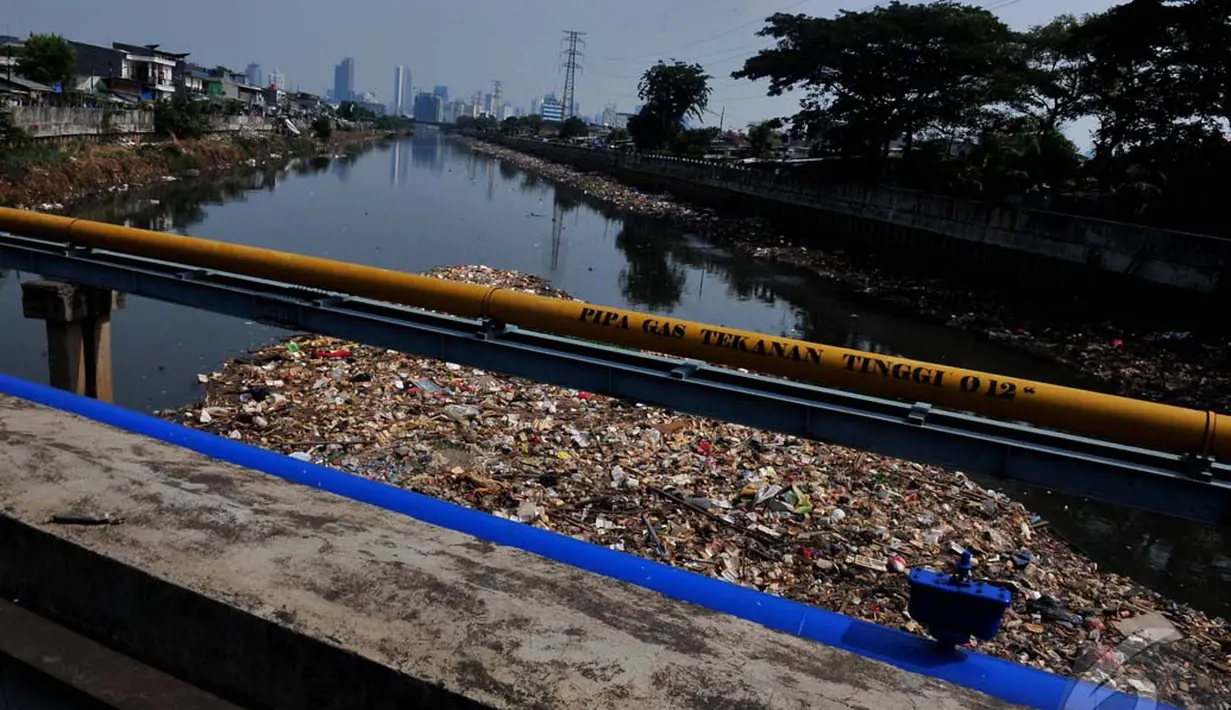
top-left (502, 114), bottom-right (544, 136)
top-left (725, 0), bottom-right (1231, 233)
top-left (558, 116), bottom-right (588, 139)
top-left (746, 120), bottom-right (783, 158)
top-left (627, 60), bottom-right (712, 152)
top-left (0, 111), bottom-right (29, 151)
top-left (312, 116), bottom-right (334, 140)
top-left (457, 115), bottom-right (500, 133)
top-left (15, 33), bottom-right (76, 89)
top-left (337, 101), bottom-right (376, 122)
top-left (153, 98), bottom-right (209, 140)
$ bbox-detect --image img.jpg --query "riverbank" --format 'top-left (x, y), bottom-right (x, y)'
top-left (460, 137), bottom-right (1231, 416)
top-left (171, 265), bottom-right (1228, 709)
top-left (0, 130), bottom-right (384, 211)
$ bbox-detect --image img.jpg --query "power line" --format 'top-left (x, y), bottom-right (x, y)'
top-left (560, 30), bottom-right (586, 119)
top-left (593, 0), bottom-right (818, 65)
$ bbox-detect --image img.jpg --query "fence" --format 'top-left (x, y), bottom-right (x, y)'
top-left (501, 137), bottom-right (1231, 295)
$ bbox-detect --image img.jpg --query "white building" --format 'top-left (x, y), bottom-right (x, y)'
top-left (391, 66), bottom-right (406, 115)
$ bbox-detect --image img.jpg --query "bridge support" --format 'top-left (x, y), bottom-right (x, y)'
top-left (21, 281), bottom-right (124, 403)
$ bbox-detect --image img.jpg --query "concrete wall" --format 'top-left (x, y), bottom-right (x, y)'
top-left (207, 115), bottom-right (275, 133)
top-left (502, 138), bottom-right (1231, 296)
top-left (10, 106), bottom-right (153, 139)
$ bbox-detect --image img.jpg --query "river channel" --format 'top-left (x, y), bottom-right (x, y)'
top-left (1, 130), bottom-right (1226, 616)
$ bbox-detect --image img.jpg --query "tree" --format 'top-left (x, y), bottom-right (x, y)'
top-left (627, 60), bottom-right (712, 151)
top-left (337, 100), bottom-right (376, 122)
top-left (733, 2), bottom-right (1019, 158)
top-left (153, 98), bottom-right (208, 139)
top-left (671, 127), bottom-right (720, 157)
top-left (746, 119), bottom-right (783, 158)
top-left (16, 33), bottom-right (76, 89)
top-left (558, 116), bottom-right (588, 139)
top-left (312, 116), bottom-right (333, 140)
top-left (1009, 16), bottom-right (1094, 136)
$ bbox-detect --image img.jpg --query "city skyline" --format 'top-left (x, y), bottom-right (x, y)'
top-left (9, 0), bottom-right (1123, 141)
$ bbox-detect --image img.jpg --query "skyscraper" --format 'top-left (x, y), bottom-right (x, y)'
top-left (392, 66), bottom-right (407, 115)
top-left (333, 57), bottom-right (355, 102)
top-left (433, 85), bottom-right (448, 102)
top-left (244, 63), bottom-right (263, 87)
top-left (268, 68), bottom-right (285, 90)
top-left (540, 95), bottom-right (563, 122)
top-left (401, 69), bottom-right (414, 114)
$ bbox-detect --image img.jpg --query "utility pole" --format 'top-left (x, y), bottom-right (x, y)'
top-left (719, 106), bottom-right (725, 132)
top-left (491, 79), bottom-right (503, 119)
top-left (559, 30), bottom-right (586, 120)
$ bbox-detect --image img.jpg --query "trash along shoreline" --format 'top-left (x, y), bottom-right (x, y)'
top-left (171, 265), bottom-right (1229, 709)
top-left (459, 136), bottom-right (1231, 417)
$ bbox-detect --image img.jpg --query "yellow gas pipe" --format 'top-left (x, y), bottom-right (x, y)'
top-left (1, 206), bottom-right (1224, 460)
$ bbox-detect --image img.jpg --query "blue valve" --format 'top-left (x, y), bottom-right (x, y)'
top-left (907, 550), bottom-right (1012, 649)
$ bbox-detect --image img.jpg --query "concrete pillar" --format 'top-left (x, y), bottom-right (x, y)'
top-left (21, 281), bottom-right (125, 402)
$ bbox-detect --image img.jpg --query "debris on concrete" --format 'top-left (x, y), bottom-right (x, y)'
top-left (170, 265), bottom-right (1230, 710)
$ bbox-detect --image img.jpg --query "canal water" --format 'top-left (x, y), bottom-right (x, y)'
top-left (0, 131), bottom-right (1226, 616)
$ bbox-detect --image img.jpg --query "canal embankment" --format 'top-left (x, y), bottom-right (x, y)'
top-left (0, 130), bottom-right (385, 212)
top-left (460, 135), bottom-right (1231, 417)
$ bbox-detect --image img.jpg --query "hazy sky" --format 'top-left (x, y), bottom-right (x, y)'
top-left (12, 0), bottom-right (1121, 136)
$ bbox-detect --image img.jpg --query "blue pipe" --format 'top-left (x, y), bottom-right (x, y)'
top-left (0, 373), bottom-right (1162, 710)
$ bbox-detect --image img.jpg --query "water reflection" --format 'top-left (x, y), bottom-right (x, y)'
top-left (615, 217), bottom-right (688, 312)
top-left (1, 135), bottom-right (1222, 616)
top-left (390, 139), bottom-right (411, 188)
top-left (410, 132), bottom-right (444, 175)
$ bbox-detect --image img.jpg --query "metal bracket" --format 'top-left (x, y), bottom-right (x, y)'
top-left (1181, 454), bottom-right (1215, 482)
top-left (670, 362), bottom-right (701, 380)
top-left (475, 318), bottom-right (507, 341)
top-left (64, 244), bottom-right (93, 257)
top-left (175, 268), bottom-right (212, 281)
top-left (312, 295), bottom-right (349, 308)
top-left (908, 401), bottom-right (932, 426)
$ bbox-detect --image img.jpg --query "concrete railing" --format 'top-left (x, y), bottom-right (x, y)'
top-left (502, 137), bottom-right (1231, 295)
top-left (10, 106), bottom-right (154, 139)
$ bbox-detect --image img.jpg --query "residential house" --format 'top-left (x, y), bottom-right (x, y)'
top-left (290, 91), bottom-right (322, 113)
top-left (180, 65), bottom-right (208, 96)
top-left (68, 41), bottom-right (127, 94)
top-left (263, 86), bottom-right (287, 110)
top-left (0, 35), bottom-right (22, 76)
top-left (236, 83), bottom-right (265, 109)
top-left (112, 42), bottom-right (190, 100)
top-left (0, 75), bottom-right (52, 104)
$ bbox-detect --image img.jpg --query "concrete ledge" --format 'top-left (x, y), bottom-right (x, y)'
top-left (0, 392), bottom-right (1020, 710)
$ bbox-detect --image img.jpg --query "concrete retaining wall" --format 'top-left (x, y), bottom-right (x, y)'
top-left (207, 115), bottom-right (275, 133)
top-left (10, 106), bottom-right (153, 139)
top-left (502, 138), bottom-right (1231, 296)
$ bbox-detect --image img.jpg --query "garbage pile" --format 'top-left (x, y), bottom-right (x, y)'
top-left (464, 138), bottom-right (1231, 416)
top-left (171, 265), bottom-right (1229, 709)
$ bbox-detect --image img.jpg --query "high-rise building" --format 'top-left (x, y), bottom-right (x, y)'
top-left (268, 68), bottom-right (285, 90)
top-left (433, 85), bottom-right (448, 102)
top-left (392, 66), bottom-right (407, 115)
top-left (530, 97), bottom-right (540, 115)
top-left (245, 63), bottom-right (263, 87)
top-left (540, 95), bottom-right (563, 123)
top-left (413, 92), bottom-right (444, 123)
top-left (401, 69), bottom-right (413, 114)
top-left (483, 93), bottom-right (493, 115)
top-left (333, 57), bottom-right (355, 102)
